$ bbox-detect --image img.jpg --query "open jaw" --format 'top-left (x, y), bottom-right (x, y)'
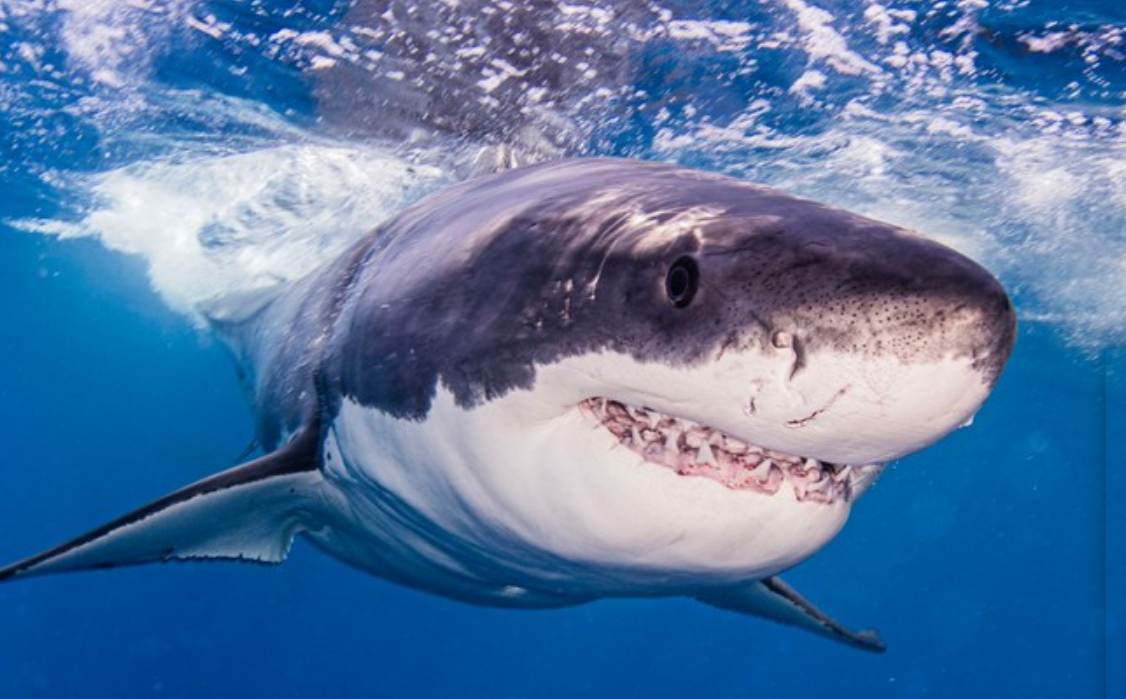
top-left (580, 398), bottom-right (879, 505)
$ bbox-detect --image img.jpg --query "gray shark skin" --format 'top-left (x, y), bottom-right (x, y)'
top-left (0, 158), bottom-right (1016, 654)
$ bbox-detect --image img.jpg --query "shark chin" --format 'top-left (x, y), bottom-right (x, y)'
top-left (0, 158), bottom-right (1017, 655)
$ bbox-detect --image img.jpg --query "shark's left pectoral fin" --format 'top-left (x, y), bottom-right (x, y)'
top-left (697, 576), bottom-right (886, 653)
top-left (0, 424), bottom-right (327, 583)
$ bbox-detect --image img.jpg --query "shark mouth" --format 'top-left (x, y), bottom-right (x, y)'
top-left (581, 398), bottom-right (875, 504)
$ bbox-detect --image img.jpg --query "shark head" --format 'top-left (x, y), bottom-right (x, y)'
top-left (323, 158), bottom-right (1016, 597)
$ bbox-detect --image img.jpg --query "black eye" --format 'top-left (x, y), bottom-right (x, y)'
top-left (665, 256), bottom-right (699, 308)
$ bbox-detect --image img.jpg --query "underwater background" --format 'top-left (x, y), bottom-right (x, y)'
top-left (0, 0), bottom-right (1119, 696)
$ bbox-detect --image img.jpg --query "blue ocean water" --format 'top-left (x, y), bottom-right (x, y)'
top-left (0, 1), bottom-right (1119, 697)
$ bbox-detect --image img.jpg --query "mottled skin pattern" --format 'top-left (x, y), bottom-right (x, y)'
top-left (231, 158), bottom-right (1014, 443)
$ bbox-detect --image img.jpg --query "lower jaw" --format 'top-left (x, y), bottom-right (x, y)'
top-left (581, 398), bottom-right (872, 505)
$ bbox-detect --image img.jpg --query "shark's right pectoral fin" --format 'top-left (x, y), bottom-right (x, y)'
top-left (0, 423), bottom-right (328, 583)
top-left (697, 576), bottom-right (886, 653)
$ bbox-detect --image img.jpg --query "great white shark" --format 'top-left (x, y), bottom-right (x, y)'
top-left (0, 158), bottom-right (1016, 652)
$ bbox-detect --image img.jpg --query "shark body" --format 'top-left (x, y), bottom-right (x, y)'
top-left (0, 159), bottom-right (1017, 652)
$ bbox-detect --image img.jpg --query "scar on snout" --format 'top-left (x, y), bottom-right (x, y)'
top-left (787, 385), bottom-right (851, 428)
top-left (744, 378), bottom-right (766, 416)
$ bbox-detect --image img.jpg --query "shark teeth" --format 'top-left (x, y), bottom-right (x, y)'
top-left (696, 440), bottom-right (718, 467)
top-left (581, 398), bottom-right (867, 504)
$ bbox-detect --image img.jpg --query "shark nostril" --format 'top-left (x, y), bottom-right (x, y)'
top-left (771, 330), bottom-right (807, 380)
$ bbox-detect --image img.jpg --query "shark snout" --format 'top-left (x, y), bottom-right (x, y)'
top-left (733, 231), bottom-right (1018, 465)
top-left (889, 244), bottom-right (1017, 387)
top-left (813, 226), bottom-right (1018, 384)
top-left (951, 280), bottom-right (1017, 387)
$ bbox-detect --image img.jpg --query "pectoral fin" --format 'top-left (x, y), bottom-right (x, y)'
top-left (0, 423), bottom-right (325, 582)
top-left (697, 576), bottom-right (886, 653)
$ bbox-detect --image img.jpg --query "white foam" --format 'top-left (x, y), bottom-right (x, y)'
top-left (864, 3), bottom-right (914, 45)
top-left (57, 0), bottom-right (188, 89)
top-left (23, 145), bottom-right (445, 323)
top-left (790, 69), bottom-right (828, 101)
top-left (665, 20), bottom-right (755, 52)
top-left (781, 0), bottom-right (881, 76)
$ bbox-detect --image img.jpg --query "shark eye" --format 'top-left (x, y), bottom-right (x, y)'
top-left (665, 256), bottom-right (699, 309)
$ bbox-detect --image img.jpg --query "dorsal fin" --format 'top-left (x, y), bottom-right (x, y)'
top-left (0, 422), bottom-right (326, 582)
top-left (697, 576), bottom-right (886, 652)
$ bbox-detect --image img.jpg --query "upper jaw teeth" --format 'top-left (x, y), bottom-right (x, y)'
top-left (581, 398), bottom-right (866, 504)
top-left (696, 440), bottom-right (717, 466)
